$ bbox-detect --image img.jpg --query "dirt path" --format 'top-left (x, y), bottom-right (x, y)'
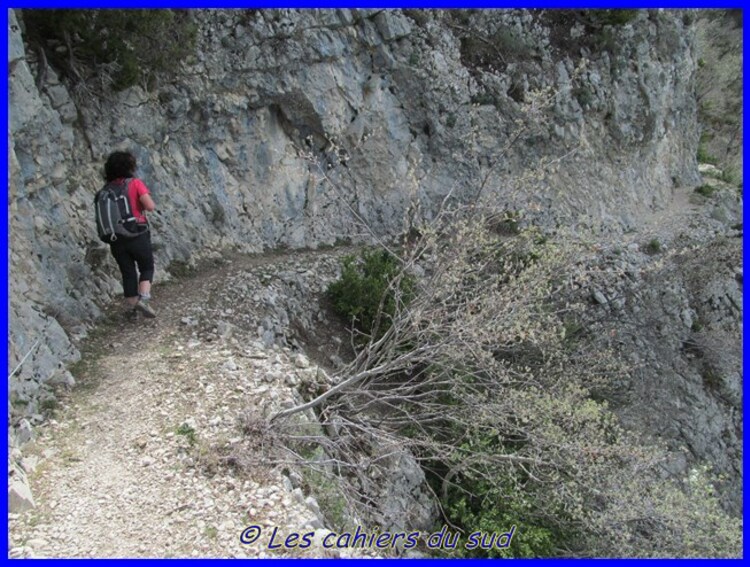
top-left (8, 249), bottom-right (356, 559)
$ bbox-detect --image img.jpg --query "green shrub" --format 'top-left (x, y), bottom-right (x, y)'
top-left (562, 317), bottom-right (585, 346)
top-left (470, 93), bottom-right (497, 106)
top-left (694, 184), bottom-right (717, 197)
top-left (720, 168), bottom-right (741, 186)
top-left (697, 145), bottom-right (718, 165)
top-left (492, 28), bottom-right (531, 57)
top-left (327, 249), bottom-right (415, 339)
top-left (176, 422), bottom-right (197, 445)
top-left (584, 9), bottom-right (639, 27)
top-left (458, 26), bottom-right (531, 72)
top-left (23, 9), bottom-right (197, 91)
top-left (301, 458), bottom-right (350, 531)
top-left (573, 86), bottom-right (594, 108)
top-left (448, 491), bottom-right (558, 557)
top-left (645, 238), bottom-right (662, 254)
top-left (40, 397), bottom-right (59, 412)
top-left (490, 209), bottom-right (522, 236)
top-left (444, 453), bottom-right (570, 558)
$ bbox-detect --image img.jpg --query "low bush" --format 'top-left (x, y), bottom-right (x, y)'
top-left (694, 184), bottom-right (717, 197)
top-left (327, 248), bottom-right (415, 340)
top-left (697, 145), bottom-right (719, 165)
top-left (646, 238), bottom-right (662, 254)
top-left (590, 9), bottom-right (639, 26)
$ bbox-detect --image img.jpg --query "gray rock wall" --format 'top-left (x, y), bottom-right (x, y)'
top-left (694, 10), bottom-right (742, 184)
top-left (579, 226), bottom-right (743, 516)
top-left (9, 9), bottom-right (702, 434)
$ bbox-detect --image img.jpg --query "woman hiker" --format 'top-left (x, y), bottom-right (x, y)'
top-left (100, 151), bottom-right (158, 319)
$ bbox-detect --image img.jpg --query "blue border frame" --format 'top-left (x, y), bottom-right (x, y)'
top-left (3, 1), bottom-right (746, 562)
top-left (4, 4), bottom-right (12, 560)
top-left (743, 5), bottom-right (748, 564)
top-left (2, 1), bottom-right (747, 8)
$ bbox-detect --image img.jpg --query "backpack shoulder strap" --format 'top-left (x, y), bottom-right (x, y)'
top-left (123, 178), bottom-right (136, 214)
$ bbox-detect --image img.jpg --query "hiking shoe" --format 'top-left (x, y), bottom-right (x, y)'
top-left (125, 308), bottom-right (139, 321)
top-left (135, 298), bottom-right (157, 318)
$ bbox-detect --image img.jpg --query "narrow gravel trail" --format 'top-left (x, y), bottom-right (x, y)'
top-left (8, 249), bottom-right (356, 559)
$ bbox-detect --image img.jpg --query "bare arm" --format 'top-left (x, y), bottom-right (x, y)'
top-left (140, 193), bottom-right (156, 212)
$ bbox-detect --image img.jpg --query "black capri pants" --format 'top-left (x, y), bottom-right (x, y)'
top-left (109, 230), bottom-right (155, 298)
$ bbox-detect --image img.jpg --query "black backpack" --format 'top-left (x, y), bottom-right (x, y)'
top-left (94, 178), bottom-right (148, 243)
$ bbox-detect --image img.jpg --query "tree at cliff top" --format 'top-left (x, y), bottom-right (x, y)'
top-left (22, 9), bottom-right (197, 93)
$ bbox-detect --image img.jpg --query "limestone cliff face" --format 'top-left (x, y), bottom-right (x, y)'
top-left (9, 10), bottom-right (701, 431)
top-left (694, 10), bottom-right (743, 184)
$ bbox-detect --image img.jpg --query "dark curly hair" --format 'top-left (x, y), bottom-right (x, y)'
top-left (104, 151), bottom-right (137, 182)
